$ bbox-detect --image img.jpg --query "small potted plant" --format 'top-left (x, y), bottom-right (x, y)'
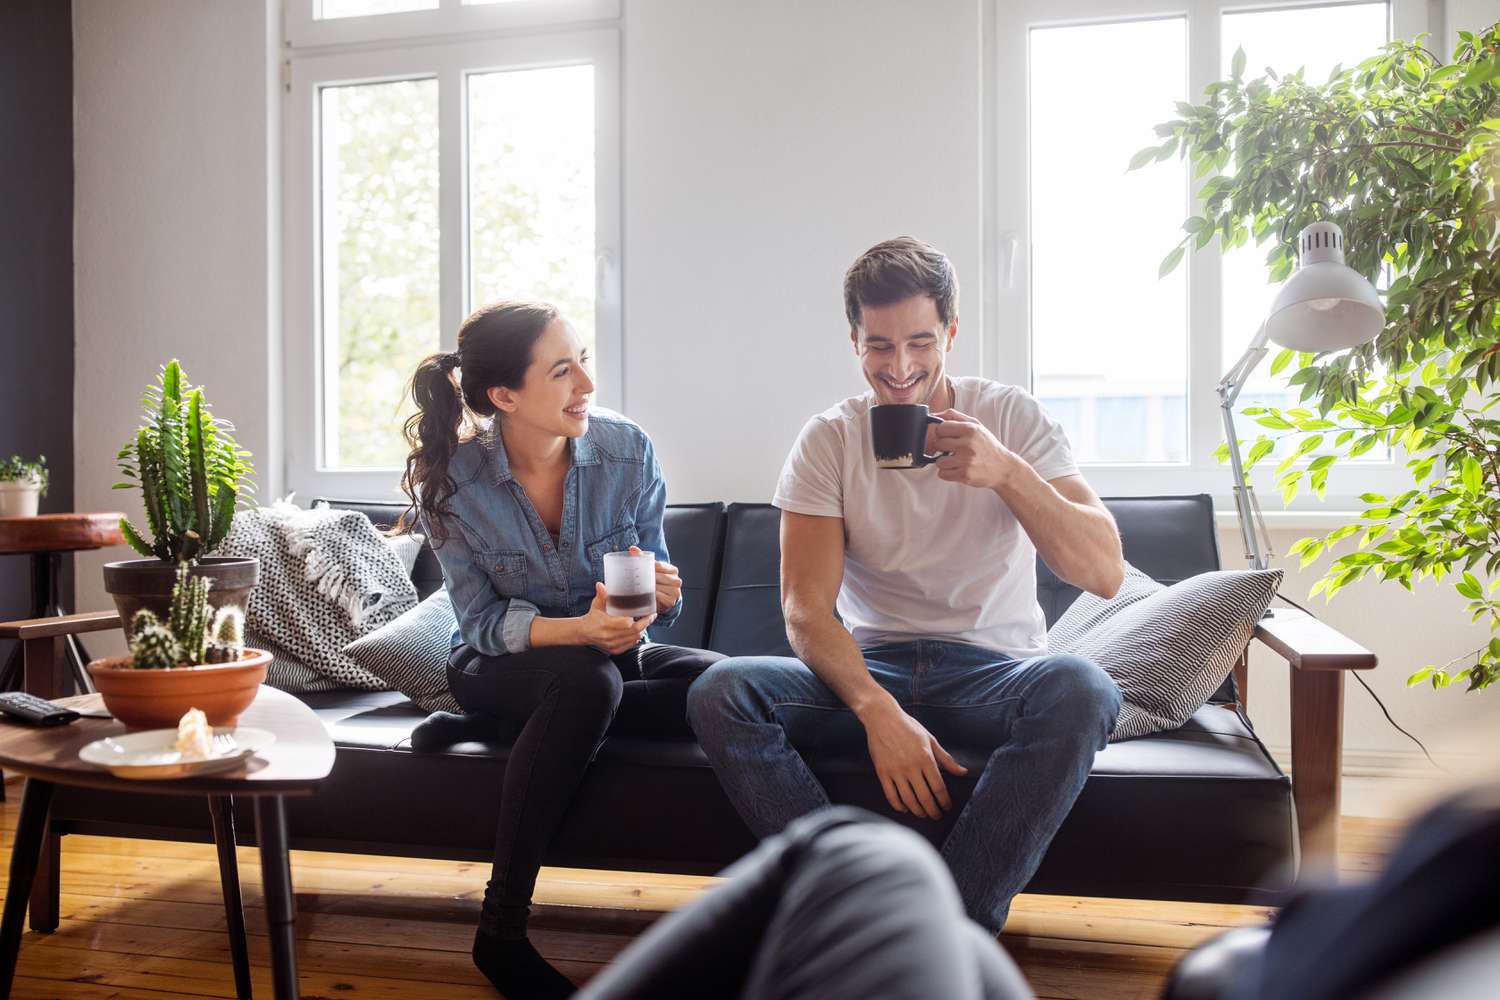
top-left (89, 564), bottom-right (271, 729)
top-left (0, 455), bottom-right (48, 517)
top-left (104, 361), bottom-right (259, 624)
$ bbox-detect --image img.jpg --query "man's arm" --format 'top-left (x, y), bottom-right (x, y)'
top-left (1000, 472), bottom-right (1124, 599)
top-left (930, 412), bottom-right (1124, 598)
top-left (780, 511), bottom-right (968, 820)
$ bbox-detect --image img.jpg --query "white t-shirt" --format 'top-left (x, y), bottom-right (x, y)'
top-left (773, 376), bottom-right (1079, 657)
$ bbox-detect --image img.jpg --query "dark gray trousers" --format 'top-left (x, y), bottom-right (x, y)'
top-left (578, 807), bottom-right (1034, 1000)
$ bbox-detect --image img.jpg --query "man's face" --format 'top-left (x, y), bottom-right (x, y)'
top-left (852, 295), bottom-right (956, 406)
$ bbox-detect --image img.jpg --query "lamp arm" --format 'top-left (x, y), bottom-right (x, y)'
top-left (1220, 321), bottom-right (1274, 571)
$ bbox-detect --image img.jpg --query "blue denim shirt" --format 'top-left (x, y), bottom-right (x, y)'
top-left (421, 408), bottom-right (682, 657)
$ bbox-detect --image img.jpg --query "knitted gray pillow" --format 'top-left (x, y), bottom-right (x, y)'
top-left (342, 589), bottom-right (461, 713)
top-left (1050, 568), bottom-right (1282, 741)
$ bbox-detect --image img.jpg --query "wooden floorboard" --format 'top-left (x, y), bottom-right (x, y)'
top-left (0, 777), bottom-right (1395, 999)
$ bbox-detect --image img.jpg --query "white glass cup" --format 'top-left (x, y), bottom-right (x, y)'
top-left (602, 550), bottom-right (656, 619)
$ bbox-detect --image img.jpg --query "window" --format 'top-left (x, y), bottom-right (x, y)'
top-left (283, 1), bottom-right (620, 498)
top-left (992, 0), bottom-right (1428, 510)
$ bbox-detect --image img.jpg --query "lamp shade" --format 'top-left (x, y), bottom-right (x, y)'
top-left (1264, 221), bottom-right (1384, 353)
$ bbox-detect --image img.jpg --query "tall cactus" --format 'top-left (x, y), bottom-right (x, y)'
top-left (167, 564), bottom-right (212, 664)
top-left (113, 361), bottom-right (255, 563)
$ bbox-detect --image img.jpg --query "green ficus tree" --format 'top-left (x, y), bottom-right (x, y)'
top-left (1135, 26), bottom-right (1500, 690)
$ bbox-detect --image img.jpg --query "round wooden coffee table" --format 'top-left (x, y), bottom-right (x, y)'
top-left (0, 685), bottom-right (334, 1000)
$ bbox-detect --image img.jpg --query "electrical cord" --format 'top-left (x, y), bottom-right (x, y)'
top-left (1274, 590), bottom-right (1446, 773)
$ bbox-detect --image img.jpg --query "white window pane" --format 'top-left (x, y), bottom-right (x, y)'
top-left (468, 65), bottom-right (596, 354)
top-left (1220, 4), bottom-right (1388, 447)
top-left (1031, 18), bottom-right (1188, 464)
top-left (320, 78), bottom-right (440, 470)
top-left (318, 0), bottom-right (437, 18)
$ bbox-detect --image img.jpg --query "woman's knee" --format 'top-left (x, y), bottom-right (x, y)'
top-left (550, 647), bottom-right (625, 716)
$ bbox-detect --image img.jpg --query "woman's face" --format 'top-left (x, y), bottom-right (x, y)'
top-left (489, 318), bottom-right (595, 439)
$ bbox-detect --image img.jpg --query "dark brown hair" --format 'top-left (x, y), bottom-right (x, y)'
top-left (397, 300), bottom-right (559, 542)
top-left (843, 236), bottom-right (959, 331)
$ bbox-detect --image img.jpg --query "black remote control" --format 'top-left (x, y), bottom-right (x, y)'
top-left (0, 692), bottom-right (81, 726)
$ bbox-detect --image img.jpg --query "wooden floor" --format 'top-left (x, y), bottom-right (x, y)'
top-left (0, 780), bottom-right (1399, 999)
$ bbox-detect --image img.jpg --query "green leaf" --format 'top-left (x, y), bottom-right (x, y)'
top-left (1457, 572), bottom-right (1482, 600)
top-left (1462, 455), bottom-right (1483, 494)
top-left (1129, 146), bottom-right (1160, 171)
top-left (1269, 348), bottom-right (1295, 376)
top-left (1159, 245), bottom-right (1186, 278)
top-left (1231, 46), bottom-right (1246, 79)
top-left (1246, 438), bottom-right (1274, 467)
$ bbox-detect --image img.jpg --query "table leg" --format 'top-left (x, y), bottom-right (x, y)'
top-left (254, 796), bottom-right (299, 1000)
top-left (209, 795), bottom-right (254, 1000)
top-left (0, 778), bottom-right (55, 997)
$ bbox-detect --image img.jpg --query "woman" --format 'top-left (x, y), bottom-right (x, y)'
top-left (399, 300), bottom-right (722, 999)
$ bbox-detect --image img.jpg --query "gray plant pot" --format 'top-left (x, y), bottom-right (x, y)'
top-left (102, 556), bottom-right (259, 634)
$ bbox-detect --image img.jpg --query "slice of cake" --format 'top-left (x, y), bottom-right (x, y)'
top-left (174, 708), bottom-right (214, 758)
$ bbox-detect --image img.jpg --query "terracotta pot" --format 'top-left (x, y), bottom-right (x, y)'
top-left (103, 556), bottom-right (259, 631)
top-left (87, 648), bottom-right (271, 730)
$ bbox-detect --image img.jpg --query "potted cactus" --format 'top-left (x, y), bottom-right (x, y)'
top-left (104, 361), bottom-right (259, 626)
top-left (88, 564), bottom-right (271, 729)
top-left (0, 455), bottom-right (48, 517)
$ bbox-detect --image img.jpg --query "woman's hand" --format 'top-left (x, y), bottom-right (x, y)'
top-left (575, 582), bottom-right (655, 654)
top-left (629, 545), bottom-right (682, 615)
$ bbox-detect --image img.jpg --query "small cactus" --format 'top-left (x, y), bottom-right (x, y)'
top-left (203, 607), bottom-right (245, 664)
top-left (131, 622), bottom-right (182, 670)
top-left (126, 562), bottom-right (236, 669)
top-left (167, 564), bottom-right (212, 664)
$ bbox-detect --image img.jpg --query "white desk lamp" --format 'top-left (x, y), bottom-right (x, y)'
top-left (1219, 221), bottom-right (1384, 570)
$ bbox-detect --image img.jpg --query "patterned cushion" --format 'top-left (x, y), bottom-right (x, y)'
top-left (342, 589), bottom-right (460, 713)
top-left (1046, 562), bottom-right (1162, 650)
top-left (1050, 568), bottom-right (1282, 741)
top-left (220, 503), bottom-right (415, 692)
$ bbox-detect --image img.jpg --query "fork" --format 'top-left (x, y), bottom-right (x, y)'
top-left (212, 731), bottom-right (239, 755)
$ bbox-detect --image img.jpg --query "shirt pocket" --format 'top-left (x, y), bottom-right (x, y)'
top-left (585, 524), bottom-right (642, 582)
top-left (473, 548), bottom-right (529, 598)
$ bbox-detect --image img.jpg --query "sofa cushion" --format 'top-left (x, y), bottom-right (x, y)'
top-left (342, 589), bottom-right (461, 714)
top-left (289, 690), bottom-right (1290, 901)
top-left (645, 503), bottom-right (727, 651)
top-left (707, 503), bottom-right (794, 656)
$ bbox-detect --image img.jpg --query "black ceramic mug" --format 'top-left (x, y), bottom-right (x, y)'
top-left (870, 404), bottom-right (946, 469)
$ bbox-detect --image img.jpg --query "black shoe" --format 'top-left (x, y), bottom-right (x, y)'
top-left (410, 710), bottom-right (501, 752)
top-left (472, 931), bottom-right (576, 999)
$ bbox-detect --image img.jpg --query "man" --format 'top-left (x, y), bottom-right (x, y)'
top-left (687, 236), bottom-right (1126, 932)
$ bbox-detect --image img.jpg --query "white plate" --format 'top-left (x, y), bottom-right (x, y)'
top-left (79, 727), bottom-right (276, 780)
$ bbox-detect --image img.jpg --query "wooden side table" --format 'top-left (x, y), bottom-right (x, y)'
top-left (0, 513), bottom-right (127, 695)
top-left (0, 682), bottom-right (335, 1000)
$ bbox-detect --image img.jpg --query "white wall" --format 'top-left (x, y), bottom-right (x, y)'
top-left (72, 0), bottom-right (280, 655)
top-left (70, 0), bottom-right (1497, 783)
top-left (621, 0), bottom-right (983, 503)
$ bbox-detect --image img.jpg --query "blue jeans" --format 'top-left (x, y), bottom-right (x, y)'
top-left (686, 640), bottom-right (1122, 932)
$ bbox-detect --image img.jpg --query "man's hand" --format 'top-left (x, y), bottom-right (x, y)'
top-left (860, 699), bottom-right (969, 820)
top-left (629, 545), bottom-right (681, 614)
top-left (927, 409), bottom-right (1017, 491)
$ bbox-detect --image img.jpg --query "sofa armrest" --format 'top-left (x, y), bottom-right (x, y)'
top-left (0, 610), bottom-right (122, 641)
top-left (1252, 608), bottom-right (1376, 671)
top-left (0, 611), bottom-right (122, 700)
top-left (1248, 608), bottom-right (1376, 871)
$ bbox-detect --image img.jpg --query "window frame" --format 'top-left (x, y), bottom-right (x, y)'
top-left (282, 8), bottom-right (620, 501)
top-left (985, 0), bottom-right (1431, 516)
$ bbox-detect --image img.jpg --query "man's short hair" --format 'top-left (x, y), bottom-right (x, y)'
top-left (843, 237), bottom-right (959, 332)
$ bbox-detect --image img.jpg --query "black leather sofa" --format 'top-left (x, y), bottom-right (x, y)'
top-left (26, 494), bottom-right (1310, 913)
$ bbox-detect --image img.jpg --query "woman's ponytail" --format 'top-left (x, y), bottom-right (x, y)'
top-left (396, 300), bottom-right (558, 543)
top-left (397, 351), bottom-right (466, 542)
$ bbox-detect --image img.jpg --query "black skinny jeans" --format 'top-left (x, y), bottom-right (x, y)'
top-left (447, 640), bottom-right (724, 937)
